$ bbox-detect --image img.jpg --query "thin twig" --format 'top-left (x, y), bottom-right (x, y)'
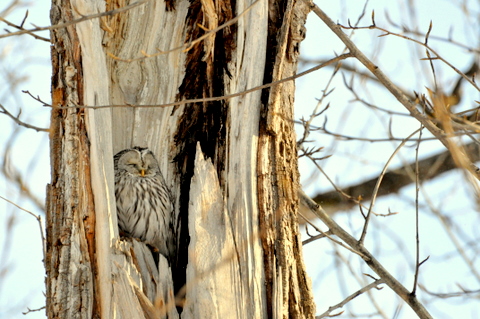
top-left (0, 12), bottom-right (50, 42)
top-left (301, 231), bottom-right (334, 245)
top-left (0, 103), bottom-right (49, 132)
top-left (0, 0), bottom-right (148, 39)
top-left (47, 53), bottom-right (354, 109)
top-left (22, 306), bottom-right (46, 315)
top-left (384, 12), bottom-right (480, 54)
top-left (419, 284), bottom-right (480, 298)
top-left (359, 128), bottom-right (421, 243)
top-left (412, 125), bottom-right (423, 295)
top-left (341, 72), bottom-right (413, 117)
top-left (316, 279), bottom-right (385, 318)
top-left (301, 218), bottom-right (368, 258)
top-left (305, 152), bottom-right (367, 212)
top-left (300, 212), bottom-right (334, 245)
top-left (295, 117), bottom-right (470, 143)
top-left (333, 248), bottom-right (390, 319)
top-left (338, 17), bottom-right (479, 92)
top-left (0, 195), bottom-right (46, 261)
top-left (417, 189), bottom-right (480, 282)
top-left (2, 141), bottom-right (47, 212)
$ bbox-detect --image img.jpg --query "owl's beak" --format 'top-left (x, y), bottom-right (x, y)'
top-left (140, 169), bottom-right (145, 177)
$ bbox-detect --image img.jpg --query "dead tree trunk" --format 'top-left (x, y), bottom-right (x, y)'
top-left (46, 0), bottom-right (315, 318)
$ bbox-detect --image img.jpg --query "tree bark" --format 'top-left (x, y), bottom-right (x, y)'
top-left (47, 0), bottom-right (315, 318)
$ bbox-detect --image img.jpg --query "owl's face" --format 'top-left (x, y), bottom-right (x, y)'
top-left (115, 147), bottom-right (160, 178)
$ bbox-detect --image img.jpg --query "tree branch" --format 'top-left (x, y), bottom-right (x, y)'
top-left (302, 141), bottom-right (480, 217)
top-left (0, 11), bottom-right (50, 42)
top-left (299, 189), bottom-right (433, 319)
top-left (0, 0), bottom-right (148, 39)
top-left (316, 278), bottom-right (385, 318)
top-left (0, 102), bottom-right (49, 132)
top-left (304, 0), bottom-right (480, 179)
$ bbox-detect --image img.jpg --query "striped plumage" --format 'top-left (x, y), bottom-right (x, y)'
top-left (114, 146), bottom-right (174, 260)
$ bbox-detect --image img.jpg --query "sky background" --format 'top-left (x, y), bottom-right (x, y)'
top-left (0, 0), bottom-right (479, 318)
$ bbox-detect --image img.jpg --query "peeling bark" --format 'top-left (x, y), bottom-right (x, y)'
top-left (47, 1), bottom-right (96, 318)
top-left (258, 0), bottom-right (315, 318)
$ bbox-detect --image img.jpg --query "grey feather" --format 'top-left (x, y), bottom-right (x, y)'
top-left (114, 146), bottom-right (175, 260)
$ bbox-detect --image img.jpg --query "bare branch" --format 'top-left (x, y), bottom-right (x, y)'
top-left (304, 141), bottom-right (480, 217)
top-left (384, 12), bottom-right (480, 54)
top-left (299, 189), bottom-right (434, 319)
top-left (337, 18), bottom-right (479, 92)
top-left (360, 129), bottom-right (421, 243)
top-left (0, 194), bottom-right (46, 261)
top-left (2, 143), bottom-right (47, 212)
top-left (22, 306), bottom-right (46, 315)
top-left (305, 1), bottom-right (480, 180)
top-left (412, 126), bottom-right (423, 295)
top-left (48, 53), bottom-right (354, 109)
top-left (316, 279), bottom-right (385, 318)
top-left (0, 102), bottom-right (49, 132)
top-left (419, 284), bottom-right (480, 298)
top-left (0, 12), bottom-right (50, 42)
top-left (0, 0), bottom-right (148, 39)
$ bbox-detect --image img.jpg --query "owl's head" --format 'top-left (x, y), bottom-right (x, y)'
top-left (114, 147), bottom-right (160, 177)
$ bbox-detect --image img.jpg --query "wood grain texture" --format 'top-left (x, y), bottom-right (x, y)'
top-left (173, 0), bottom-right (270, 317)
top-left (257, 0), bottom-right (315, 318)
top-left (182, 144), bottom-right (247, 318)
top-left (79, 0), bottom-right (188, 316)
top-left (47, 0), bottom-right (96, 318)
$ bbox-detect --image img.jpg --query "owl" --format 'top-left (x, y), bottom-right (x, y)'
top-left (114, 146), bottom-right (175, 260)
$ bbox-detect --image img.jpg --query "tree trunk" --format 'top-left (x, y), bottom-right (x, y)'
top-left (46, 0), bottom-right (315, 318)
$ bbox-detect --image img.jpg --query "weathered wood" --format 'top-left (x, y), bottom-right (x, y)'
top-left (49, 0), bottom-right (185, 317)
top-left (78, 0), bottom-right (187, 315)
top-left (48, 0), bottom-right (315, 317)
top-left (257, 0), bottom-right (315, 318)
top-left (173, 0), bottom-right (270, 316)
top-left (182, 143), bottom-right (255, 318)
top-left (47, 1), bottom-right (96, 318)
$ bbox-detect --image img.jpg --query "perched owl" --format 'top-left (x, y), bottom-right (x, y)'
top-left (114, 146), bottom-right (175, 260)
